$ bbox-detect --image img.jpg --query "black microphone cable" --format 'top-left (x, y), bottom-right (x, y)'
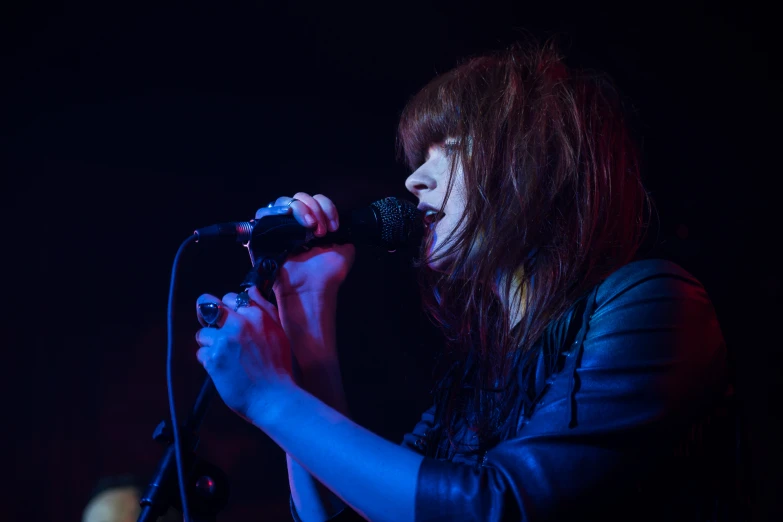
top-left (166, 234), bottom-right (197, 522)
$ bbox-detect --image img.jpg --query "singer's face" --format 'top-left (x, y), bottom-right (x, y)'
top-left (404, 139), bottom-right (467, 271)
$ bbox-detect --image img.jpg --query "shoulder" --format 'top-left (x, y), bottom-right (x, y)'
top-left (585, 258), bottom-right (725, 373)
top-left (594, 258), bottom-right (708, 310)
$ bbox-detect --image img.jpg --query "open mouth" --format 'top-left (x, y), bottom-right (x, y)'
top-left (423, 209), bottom-right (445, 227)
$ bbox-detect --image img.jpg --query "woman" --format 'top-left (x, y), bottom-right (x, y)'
top-left (194, 42), bottom-right (731, 521)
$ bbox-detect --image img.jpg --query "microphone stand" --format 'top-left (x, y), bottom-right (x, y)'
top-left (139, 234), bottom-right (292, 521)
top-left (139, 377), bottom-right (228, 522)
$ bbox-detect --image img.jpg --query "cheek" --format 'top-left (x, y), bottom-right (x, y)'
top-left (428, 215), bottom-right (458, 257)
top-left (438, 210), bottom-right (464, 240)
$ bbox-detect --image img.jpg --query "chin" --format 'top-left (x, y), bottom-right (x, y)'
top-left (427, 259), bottom-right (449, 273)
top-left (426, 238), bottom-right (481, 276)
top-left (425, 244), bottom-right (457, 273)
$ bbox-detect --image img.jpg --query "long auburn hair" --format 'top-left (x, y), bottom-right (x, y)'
top-left (397, 40), bottom-right (652, 450)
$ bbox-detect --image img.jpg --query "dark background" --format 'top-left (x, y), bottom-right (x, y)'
top-left (3, 1), bottom-right (780, 521)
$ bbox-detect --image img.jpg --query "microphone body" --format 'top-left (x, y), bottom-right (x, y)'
top-left (193, 221), bottom-right (255, 242)
top-left (193, 197), bottom-right (423, 252)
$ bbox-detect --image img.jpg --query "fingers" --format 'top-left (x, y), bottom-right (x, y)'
top-left (255, 204), bottom-right (292, 219)
top-left (312, 194), bottom-right (339, 232)
top-left (195, 289), bottom-right (281, 345)
top-left (196, 294), bottom-right (228, 328)
top-left (291, 192), bottom-right (329, 237)
top-left (196, 346), bottom-right (212, 368)
top-left (194, 341), bottom-right (227, 372)
top-left (195, 294), bottom-right (237, 348)
top-left (221, 292), bottom-right (246, 312)
top-left (196, 292), bottom-right (254, 333)
top-left (254, 193), bottom-right (339, 237)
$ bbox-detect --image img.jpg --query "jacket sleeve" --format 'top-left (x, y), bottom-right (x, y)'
top-left (414, 259), bottom-right (728, 521)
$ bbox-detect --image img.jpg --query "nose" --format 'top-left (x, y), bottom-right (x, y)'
top-left (405, 167), bottom-right (434, 196)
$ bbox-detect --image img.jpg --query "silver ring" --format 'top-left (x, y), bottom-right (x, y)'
top-left (234, 291), bottom-right (251, 311)
top-left (267, 198), bottom-right (298, 209)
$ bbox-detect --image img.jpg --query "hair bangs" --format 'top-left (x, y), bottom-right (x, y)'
top-left (397, 73), bottom-right (463, 170)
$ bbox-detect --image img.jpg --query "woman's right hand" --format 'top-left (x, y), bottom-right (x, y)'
top-left (256, 192), bottom-right (356, 301)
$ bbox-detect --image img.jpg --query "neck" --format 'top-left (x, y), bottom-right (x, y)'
top-left (495, 268), bottom-right (526, 333)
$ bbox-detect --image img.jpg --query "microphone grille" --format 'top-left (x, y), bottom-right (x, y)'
top-left (370, 197), bottom-right (423, 249)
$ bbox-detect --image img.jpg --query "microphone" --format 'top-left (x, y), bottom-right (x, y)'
top-left (193, 197), bottom-right (423, 251)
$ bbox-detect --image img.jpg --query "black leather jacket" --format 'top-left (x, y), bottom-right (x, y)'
top-left (292, 259), bottom-right (735, 521)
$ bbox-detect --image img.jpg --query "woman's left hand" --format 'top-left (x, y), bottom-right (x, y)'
top-left (195, 286), bottom-right (295, 421)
